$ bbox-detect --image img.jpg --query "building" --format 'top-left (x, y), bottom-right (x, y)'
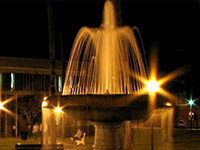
top-left (0, 56), bottom-right (64, 137)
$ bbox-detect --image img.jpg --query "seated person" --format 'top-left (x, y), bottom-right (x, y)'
top-left (70, 129), bottom-right (83, 141)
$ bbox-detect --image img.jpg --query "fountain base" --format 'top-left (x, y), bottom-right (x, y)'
top-left (45, 94), bottom-right (173, 150)
top-left (93, 122), bottom-right (122, 150)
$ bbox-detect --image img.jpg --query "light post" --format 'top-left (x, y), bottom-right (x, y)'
top-left (0, 102), bottom-right (3, 109)
top-left (188, 98), bottom-right (195, 111)
top-left (146, 80), bottom-right (159, 93)
top-left (187, 98), bottom-right (195, 129)
top-left (146, 80), bottom-right (160, 150)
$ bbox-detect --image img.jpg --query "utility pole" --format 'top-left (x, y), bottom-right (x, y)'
top-left (47, 1), bottom-right (56, 96)
top-left (60, 32), bottom-right (65, 92)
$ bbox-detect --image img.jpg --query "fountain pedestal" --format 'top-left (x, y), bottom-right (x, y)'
top-left (93, 122), bottom-right (121, 150)
top-left (46, 94), bottom-right (172, 150)
top-left (42, 107), bottom-right (56, 150)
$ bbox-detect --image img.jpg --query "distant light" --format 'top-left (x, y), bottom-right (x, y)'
top-left (165, 102), bottom-right (172, 107)
top-left (43, 96), bottom-right (48, 101)
top-left (55, 107), bottom-right (62, 113)
top-left (146, 80), bottom-right (159, 93)
top-left (0, 102), bottom-right (4, 109)
top-left (42, 101), bottom-right (48, 107)
top-left (188, 99), bottom-right (195, 106)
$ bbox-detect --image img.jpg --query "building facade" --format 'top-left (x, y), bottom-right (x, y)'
top-left (0, 56), bottom-right (64, 137)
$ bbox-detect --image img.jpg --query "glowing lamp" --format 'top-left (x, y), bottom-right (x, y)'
top-left (55, 107), bottom-right (62, 113)
top-left (146, 80), bottom-right (159, 93)
top-left (43, 96), bottom-right (48, 101)
top-left (165, 102), bottom-right (172, 107)
top-left (188, 99), bottom-right (195, 106)
top-left (42, 101), bottom-right (48, 107)
top-left (0, 102), bottom-right (4, 109)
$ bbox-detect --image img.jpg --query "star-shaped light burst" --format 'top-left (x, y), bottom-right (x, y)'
top-left (133, 51), bottom-right (184, 110)
top-left (0, 102), bottom-right (3, 109)
top-left (42, 97), bottom-right (63, 114)
top-left (55, 107), bottom-right (62, 113)
top-left (186, 97), bottom-right (197, 110)
top-left (53, 101), bottom-right (64, 113)
top-left (146, 80), bottom-right (160, 93)
top-left (188, 99), bottom-right (195, 106)
top-left (0, 95), bottom-right (16, 117)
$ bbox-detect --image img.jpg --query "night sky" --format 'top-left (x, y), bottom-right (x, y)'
top-left (0, 0), bottom-right (199, 97)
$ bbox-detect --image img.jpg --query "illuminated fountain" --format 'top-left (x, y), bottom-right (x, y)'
top-left (44, 0), bottom-right (175, 149)
top-left (63, 0), bottom-right (146, 95)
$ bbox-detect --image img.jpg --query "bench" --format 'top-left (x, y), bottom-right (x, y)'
top-left (15, 144), bottom-right (64, 150)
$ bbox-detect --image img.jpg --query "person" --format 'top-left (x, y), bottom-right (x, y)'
top-left (32, 123), bottom-right (40, 135)
top-left (70, 129), bottom-right (83, 141)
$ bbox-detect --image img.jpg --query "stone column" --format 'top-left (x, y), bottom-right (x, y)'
top-left (124, 121), bottom-right (132, 150)
top-left (93, 122), bottom-right (122, 150)
top-left (42, 107), bottom-right (51, 145)
top-left (161, 108), bottom-right (174, 143)
top-left (42, 107), bottom-right (57, 150)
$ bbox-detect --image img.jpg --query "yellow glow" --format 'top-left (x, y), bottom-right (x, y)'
top-left (146, 80), bottom-right (159, 93)
top-left (1, 107), bottom-right (16, 117)
top-left (159, 68), bottom-right (184, 85)
top-left (43, 96), bottom-right (48, 101)
top-left (55, 107), bottom-right (62, 113)
top-left (131, 51), bottom-right (183, 111)
top-left (165, 102), bottom-right (172, 107)
top-left (0, 96), bottom-right (16, 117)
top-left (0, 102), bottom-right (4, 109)
top-left (42, 101), bottom-right (48, 107)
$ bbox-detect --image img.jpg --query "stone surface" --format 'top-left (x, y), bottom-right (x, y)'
top-left (93, 122), bottom-right (121, 150)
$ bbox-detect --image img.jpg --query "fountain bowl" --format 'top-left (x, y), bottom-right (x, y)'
top-left (47, 94), bottom-right (173, 122)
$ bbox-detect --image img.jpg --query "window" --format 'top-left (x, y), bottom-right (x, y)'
top-left (58, 76), bottom-right (62, 92)
top-left (11, 73), bottom-right (15, 91)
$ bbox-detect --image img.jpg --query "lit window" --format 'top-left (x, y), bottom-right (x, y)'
top-left (58, 76), bottom-right (62, 92)
top-left (11, 73), bottom-right (15, 91)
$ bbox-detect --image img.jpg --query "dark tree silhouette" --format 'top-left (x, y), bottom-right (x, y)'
top-left (18, 93), bottom-right (43, 136)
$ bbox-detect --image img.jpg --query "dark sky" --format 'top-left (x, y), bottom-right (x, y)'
top-left (0, 0), bottom-right (199, 97)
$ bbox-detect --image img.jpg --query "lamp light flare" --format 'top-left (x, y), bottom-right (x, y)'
top-left (188, 99), bottom-right (195, 106)
top-left (55, 107), bottom-right (62, 113)
top-left (146, 80), bottom-right (159, 93)
top-left (0, 102), bottom-right (4, 109)
top-left (42, 101), bottom-right (48, 107)
top-left (43, 96), bottom-right (48, 101)
top-left (165, 102), bottom-right (172, 107)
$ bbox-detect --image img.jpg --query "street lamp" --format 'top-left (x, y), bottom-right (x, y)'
top-left (55, 107), bottom-right (62, 113)
top-left (188, 99), bottom-right (195, 106)
top-left (0, 102), bottom-right (4, 109)
top-left (146, 80), bottom-right (160, 93)
top-left (42, 96), bottom-right (49, 108)
top-left (187, 98), bottom-right (196, 129)
top-left (187, 98), bottom-right (195, 111)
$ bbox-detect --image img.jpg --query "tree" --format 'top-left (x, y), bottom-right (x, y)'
top-left (18, 93), bottom-right (43, 136)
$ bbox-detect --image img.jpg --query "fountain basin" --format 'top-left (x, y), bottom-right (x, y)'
top-left (47, 94), bottom-right (172, 122)
top-left (46, 94), bottom-right (174, 150)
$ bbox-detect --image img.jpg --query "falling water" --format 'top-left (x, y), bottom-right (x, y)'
top-left (63, 0), bottom-right (147, 95)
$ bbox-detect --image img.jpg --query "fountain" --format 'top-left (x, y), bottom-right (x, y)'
top-left (44, 0), bottom-right (173, 149)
